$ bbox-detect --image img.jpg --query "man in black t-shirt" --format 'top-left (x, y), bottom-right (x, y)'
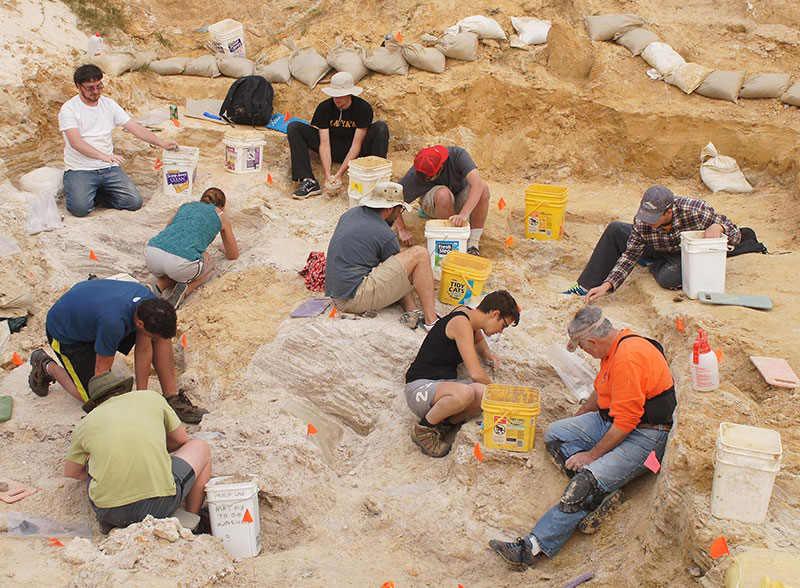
top-left (287, 72), bottom-right (390, 199)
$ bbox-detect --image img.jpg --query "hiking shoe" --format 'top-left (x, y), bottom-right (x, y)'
top-left (636, 256), bottom-right (656, 267)
top-left (561, 282), bottom-right (588, 296)
top-left (577, 488), bottom-right (623, 534)
top-left (488, 537), bottom-right (540, 568)
top-left (28, 349), bottom-right (55, 397)
top-left (292, 178), bottom-right (321, 199)
top-left (166, 391), bottom-right (208, 424)
top-left (435, 420), bottom-right (462, 441)
top-left (399, 310), bottom-right (421, 330)
top-left (165, 282), bottom-right (188, 309)
top-left (467, 245), bottom-right (480, 256)
top-left (411, 422), bottom-right (451, 457)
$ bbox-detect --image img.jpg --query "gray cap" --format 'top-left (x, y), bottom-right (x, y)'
top-left (634, 185), bottom-right (675, 223)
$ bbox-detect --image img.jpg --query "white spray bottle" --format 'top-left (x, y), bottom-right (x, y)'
top-left (691, 329), bottom-right (719, 391)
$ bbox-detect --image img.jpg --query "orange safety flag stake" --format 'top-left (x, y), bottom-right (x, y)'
top-left (172, 118), bottom-right (180, 128)
top-left (47, 538), bottom-right (64, 547)
top-left (154, 158), bottom-right (163, 170)
top-left (710, 536), bottom-right (730, 559)
top-left (89, 250), bottom-right (99, 261)
top-left (644, 450), bottom-right (661, 474)
top-left (676, 317), bottom-right (684, 333)
top-left (242, 509), bottom-right (254, 523)
top-left (474, 442), bottom-right (484, 462)
top-left (307, 423), bottom-right (318, 437)
top-left (458, 585), bottom-right (465, 588)
top-left (715, 348), bottom-right (724, 363)
top-left (29, 271), bottom-right (34, 277)
top-left (396, 32), bottom-right (403, 43)
top-left (12, 352), bottom-right (24, 366)
top-left (181, 334), bottom-right (187, 348)
top-left (505, 235), bottom-right (514, 248)
top-left (517, 303), bottom-right (522, 312)
top-left (497, 197), bottom-right (507, 211)
top-left (381, 583), bottom-right (395, 588)
top-left (267, 173), bottom-right (274, 184)
top-left (284, 112), bottom-right (291, 122)
top-left (329, 307), bottom-right (338, 318)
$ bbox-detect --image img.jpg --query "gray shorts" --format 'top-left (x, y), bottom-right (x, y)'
top-left (144, 245), bottom-right (204, 284)
top-left (419, 185), bottom-right (470, 218)
top-left (404, 378), bottom-right (470, 419)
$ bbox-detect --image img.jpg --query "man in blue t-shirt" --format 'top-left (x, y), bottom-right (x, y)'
top-left (287, 72), bottom-right (390, 199)
top-left (27, 279), bottom-right (207, 423)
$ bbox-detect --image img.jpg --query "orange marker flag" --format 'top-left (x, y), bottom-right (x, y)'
top-left (329, 307), bottom-right (338, 318)
top-left (381, 583), bottom-right (395, 588)
top-left (89, 250), bottom-right (99, 261)
top-left (395, 32), bottom-right (403, 43)
top-left (715, 348), bottom-right (724, 363)
top-left (172, 118), bottom-right (180, 128)
top-left (710, 536), bottom-right (729, 559)
top-left (284, 112), bottom-right (291, 122)
top-left (29, 271), bottom-right (34, 277)
top-left (643, 450), bottom-right (661, 474)
top-left (505, 235), bottom-right (514, 248)
top-left (47, 538), bottom-right (64, 547)
top-left (12, 352), bottom-right (24, 366)
top-left (154, 158), bottom-right (163, 170)
top-left (497, 197), bottom-right (507, 211)
top-left (181, 334), bottom-right (187, 348)
top-left (676, 317), bottom-right (684, 333)
top-left (242, 508), bottom-right (254, 523)
top-left (474, 442), bottom-right (484, 462)
top-left (267, 173), bottom-right (274, 184)
top-left (307, 423), bottom-right (318, 437)
top-left (517, 302), bottom-right (522, 312)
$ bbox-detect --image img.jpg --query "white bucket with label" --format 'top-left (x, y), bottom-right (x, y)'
top-left (711, 422), bottom-right (782, 524)
top-left (162, 147), bottom-right (199, 197)
top-left (223, 132), bottom-right (265, 174)
top-left (347, 156), bottom-right (392, 208)
top-left (208, 19), bottom-right (246, 58)
top-left (425, 219), bottom-right (470, 278)
top-left (680, 230), bottom-right (729, 299)
top-left (205, 475), bottom-right (261, 559)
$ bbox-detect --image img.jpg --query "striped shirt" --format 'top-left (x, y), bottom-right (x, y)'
top-left (606, 196), bottom-right (741, 289)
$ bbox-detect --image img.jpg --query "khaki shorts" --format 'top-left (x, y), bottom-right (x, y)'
top-left (144, 246), bottom-right (204, 284)
top-left (335, 256), bottom-right (412, 313)
top-left (419, 185), bottom-right (470, 218)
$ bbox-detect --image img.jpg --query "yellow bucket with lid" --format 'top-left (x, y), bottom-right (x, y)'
top-left (437, 250), bottom-right (492, 306)
top-left (524, 183), bottom-right (568, 240)
top-left (481, 384), bottom-right (541, 452)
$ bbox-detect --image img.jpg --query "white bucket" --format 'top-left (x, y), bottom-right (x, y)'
top-left (425, 219), bottom-right (470, 278)
top-left (208, 19), bottom-right (246, 58)
top-left (162, 146), bottom-right (200, 197)
top-left (347, 156), bottom-right (392, 208)
top-left (205, 475), bottom-right (261, 559)
top-left (711, 422), bottom-right (782, 524)
top-left (223, 132), bottom-right (265, 174)
top-left (680, 230), bottom-right (729, 299)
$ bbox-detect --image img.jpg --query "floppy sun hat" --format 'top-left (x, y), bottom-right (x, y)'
top-left (359, 182), bottom-right (412, 212)
top-left (82, 371), bottom-right (133, 413)
top-left (322, 72), bottom-right (363, 97)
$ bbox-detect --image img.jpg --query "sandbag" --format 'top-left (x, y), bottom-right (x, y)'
top-left (0, 270), bottom-right (33, 318)
top-left (700, 142), bottom-right (753, 194)
top-left (217, 55), bottom-right (255, 78)
top-left (401, 43), bottom-right (446, 73)
top-left (25, 192), bottom-right (62, 235)
top-left (738, 73), bottom-right (792, 99)
top-left (641, 42), bottom-right (685, 76)
top-left (326, 40), bottom-right (369, 83)
top-left (663, 62), bottom-right (712, 94)
top-left (149, 57), bottom-right (191, 75)
top-left (283, 38), bottom-right (330, 88)
top-left (183, 55), bottom-right (221, 77)
top-left (19, 167), bottom-right (63, 197)
top-left (255, 57), bottom-right (292, 85)
top-left (90, 52), bottom-right (136, 77)
top-left (615, 27), bottom-right (659, 55)
top-left (695, 70), bottom-right (746, 103)
top-left (358, 40), bottom-right (408, 76)
top-left (585, 14), bottom-right (647, 41)
top-left (511, 17), bottom-right (551, 45)
top-left (780, 81), bottom-right (800, 107)
top-left (445, 15), bottom-right (506, 40)
top-left (435, 32), bottom-right (478, 61)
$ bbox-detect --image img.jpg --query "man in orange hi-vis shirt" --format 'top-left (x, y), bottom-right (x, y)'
top-left (489, 306), bottom-right (676, 568)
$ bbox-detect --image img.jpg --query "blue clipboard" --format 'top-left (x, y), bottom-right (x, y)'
top-left (266, 113), bottom-right (308, 134)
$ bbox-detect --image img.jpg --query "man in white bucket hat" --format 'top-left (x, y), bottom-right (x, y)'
top-left (325, 182), bottom-right (438, 330)
top-left (287, 71), bottom-right (390, 199)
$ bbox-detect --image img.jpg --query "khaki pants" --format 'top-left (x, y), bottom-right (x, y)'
top-left (419, 185), bottom-right (470, 218)
top-left (334, 256), bottom-right (412, 313)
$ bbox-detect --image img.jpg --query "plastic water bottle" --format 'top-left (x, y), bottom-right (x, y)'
top-left (690, 329), bottom-right (719, 392)
top-left (87, 33), bottom-right (104, 57)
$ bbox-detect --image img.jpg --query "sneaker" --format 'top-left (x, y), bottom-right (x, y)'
top-left (292, 178), bottom-right (321, 200)
top-left (561, 282), bottom-right (588, 296)
top-left (488, 537), bottom-right (540, 568)
top-left (165, 282), bottom-right (188, 309)
top-left (577, 488), bottom-right (623, 534)
top-left (399, 311), bottom-right (421, 330)
top-left (467, 245), bottom-right (480, 256)
top-left (420, 319), bottom-right (438, 333)
top-left (28, 349), bottom-right (55, 397)
top-left (411, 422), bottom-right (451, 458)
top-left (636, 256), bottom-right (656, 267)
top-left (166, 391), bottom-right (208, 424)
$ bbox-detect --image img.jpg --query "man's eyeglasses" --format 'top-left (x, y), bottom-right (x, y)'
top-left (81, 82), bottom-right (104, 92)
top-left (501, 317), bottom-right (510, 329)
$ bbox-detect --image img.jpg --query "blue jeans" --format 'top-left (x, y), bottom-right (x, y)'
top-left (528, 412), bottom-right (669, 558)
top-left (64, 167), bottom-right (142, 217)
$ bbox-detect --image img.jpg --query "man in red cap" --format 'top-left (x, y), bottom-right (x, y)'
top-left (396, 145), bottom-right (490, 255)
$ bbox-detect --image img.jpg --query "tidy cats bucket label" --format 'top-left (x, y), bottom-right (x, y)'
top-left (446, 278), bottom-right (474, 304)
top-left (528, 212), bottom-right (552, 237)
top-left (435, 240), bottom-right (458, 267)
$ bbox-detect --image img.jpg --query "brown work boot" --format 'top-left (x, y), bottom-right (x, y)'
top-left (577, 488), bottom-right (623, 534)
top-left (28, 349), bottom-right (55, 397)
top-left (166, 391), bottom-right (208, 424)
top-left (411, 422), bottom-right (451, 458)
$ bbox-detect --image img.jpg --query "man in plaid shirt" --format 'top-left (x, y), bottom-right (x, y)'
top-left (563, 186), bottom-right (741, 301)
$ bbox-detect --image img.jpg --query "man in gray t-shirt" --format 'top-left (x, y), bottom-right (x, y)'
top-left (396, 145), bottom-right (490, 256)
top-left (325, 183), bottom-right (438, 329)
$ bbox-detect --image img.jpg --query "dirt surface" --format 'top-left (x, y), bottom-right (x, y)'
top-left (1, 0), bottom-right (800, 586)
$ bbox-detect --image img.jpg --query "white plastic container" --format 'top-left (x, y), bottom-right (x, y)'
top-left (680, 230), bottom-right (729, 299)
top-left (87, 33), bottom-right (103, 57)
top-left (162, 146), bottom-right (200, 197)
top-left (208, 19), bottom-right (246, 58)
top-left (205, 475), bottom-right (261, 559)
top-left (347, 156), bottom-right (393, 208)
top-left (711, 422), bottom-right (782, 524)
top-left (223, 132), bottom-right (265, 174)
top-left (425, 219), bottom-right (470, 278)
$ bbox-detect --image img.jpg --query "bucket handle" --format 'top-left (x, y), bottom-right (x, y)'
top-left (450, 268), bottom-right (482, 297)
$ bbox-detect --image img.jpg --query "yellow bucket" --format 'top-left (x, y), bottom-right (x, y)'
top-left (524, 184), bottom-right (569, 240)
top-left (438, 250), bottom-right (492, 306)
top-left (481, 384), bottom-right (541, 452)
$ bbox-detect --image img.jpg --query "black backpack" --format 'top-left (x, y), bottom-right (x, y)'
top-left (219, 75), bottom-right (274, 126)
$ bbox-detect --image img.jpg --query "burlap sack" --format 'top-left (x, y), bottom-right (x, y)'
top-left (511, 17), bottom-right (551, 45)
top-left (738, 73), bottom-right (792, 99)
top-left (780, 81), bottom-right (800, 107)
top-left (255, 58), bottom-right (292, 85)
top-left (663, 62), bottom-right (712, 94)
top-left (149, 57), bottom-right (191, 75)
top-left (283, 38), bottom-right (330, 88)
top-left (183, 55), bottom-right (221, 77)
top-left (585, 14), bottom-right (647, 41)
top-left (641, 42), bottom-right (686, 76)
top-left (358, 40), bottom-right (408, 76)
top-left (700, 142), bottom-right (753, 193)
top-left (445, 15), bottom-right (506, 40)
top-left (326, 41), bottom-right (369, 83)
top-left (401, 43), bottom-right (446, 73)
top-left (695, 70), bottom-right (747, 103)
top-left (615, 27), bottom-right (659, 56)
top-left (435, 32), bottom-right (479, 61)
top-left (217, 55), bottom-right (255, 78)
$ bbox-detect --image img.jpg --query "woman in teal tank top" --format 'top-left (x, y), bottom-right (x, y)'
top-left (144, 187), bottom-right (239, 308)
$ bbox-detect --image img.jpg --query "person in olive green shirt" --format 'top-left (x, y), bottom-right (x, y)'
top-left (65, 372), bottom-right (212, 533)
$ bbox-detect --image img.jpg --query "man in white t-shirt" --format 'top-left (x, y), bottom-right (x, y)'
top-left (59, 64), bottom-right (179, 217)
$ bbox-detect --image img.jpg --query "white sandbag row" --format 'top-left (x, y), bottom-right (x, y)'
top-left (90, 50), bottom-right (156, 76)
top-left (586, 13), bottom-right (800, 106)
